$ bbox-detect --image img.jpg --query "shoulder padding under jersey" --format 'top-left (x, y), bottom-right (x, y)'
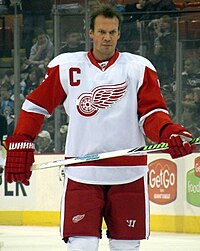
top-left (48, 52), bottom-right (87, 68)
top-left (120, 52), bottom-right (156, 72)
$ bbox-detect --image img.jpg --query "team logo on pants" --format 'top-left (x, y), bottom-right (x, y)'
top-left (72, 214), bottom-right (85, 223)
top-left (76, 82), bottom-right (127, 117)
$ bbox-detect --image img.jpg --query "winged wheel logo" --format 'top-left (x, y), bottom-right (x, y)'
top-left (76, 82), bottom-right (128, 117)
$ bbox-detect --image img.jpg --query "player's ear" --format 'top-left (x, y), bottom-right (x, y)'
top-left (89, 29), bottom-right (94, 39)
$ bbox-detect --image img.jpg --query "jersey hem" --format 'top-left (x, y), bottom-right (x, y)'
top-left (65, 172), bottom-right (147, 185)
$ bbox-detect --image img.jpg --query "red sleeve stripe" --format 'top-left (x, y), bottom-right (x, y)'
top-left (22, 99), bottom-right (51, 117)
top-left (139, 108), bottom-right (169, 130)
top-left (65, 155), bottom-right (147, 167)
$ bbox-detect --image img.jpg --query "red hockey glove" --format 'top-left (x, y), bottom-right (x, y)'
top-left (2, 135), bottom-right (35, 185)
top-left (160, 124), bottom-right (195, 159)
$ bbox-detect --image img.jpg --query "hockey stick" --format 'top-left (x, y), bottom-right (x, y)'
top-left (31, 137), bottom-right (200, 171)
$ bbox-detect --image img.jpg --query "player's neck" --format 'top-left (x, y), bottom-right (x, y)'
top-left (92, 49), bottom-right (115, 62)
top-left (87, 49), bottom-right (119, 71)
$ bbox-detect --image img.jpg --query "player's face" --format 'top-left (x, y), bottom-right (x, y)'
top-left (89, 15), bottom-right (120, 61)
top-left (37, 34), bottom-right (47, 45)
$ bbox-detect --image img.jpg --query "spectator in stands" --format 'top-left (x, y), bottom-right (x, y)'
top-left (141, 0), bottom-right (177, 21)
top-left (1, 70), bottom-right (25, 108)
top-left (1, 70), bottom-right (14, 90)
top-left (182, 91), bottom-right (200, 137)
top-left (60, 124), bottom-right (68, 152)
top-left (0, 83), bottom-right (14, 116)
top-left (2, 105), bottom-right (14, 136)
top-left (10, 93), bottom-right (25, 112)
top-left (193, 87), bottom-right (200, 106)
top-left (148, 15), bottom-right (176, 82)
top-left (108, 0), bottom-right (125, 13)
top-left (23, 28), bottom-right (54, 73)
top-left (60, 30), bottom-right (85, 54)
top-left (20, 66), bottom-right (44, 97)
top-left (21, 0), bottom-right (53, 58)
top-left (182, 57), bottom-right (200, 94)
top-left (35, 130), bottom-right (55, 153)
top-left (193, 87), bottom-right (200, 125)
top-left (136, 0), bottom-right (177, 59)
top-left (182, 113), bottom-right (200, 138)
top-left (182, 92), bottom-right (195, 121)
top-left (119, 0), bottom-right (149, 53)
top-left (124, 0), bottom-right (148, 22)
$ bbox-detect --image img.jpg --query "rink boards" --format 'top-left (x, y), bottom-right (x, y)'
top-left (0, 152), bottom-right (200, 234)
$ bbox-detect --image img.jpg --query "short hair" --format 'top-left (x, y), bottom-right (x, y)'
top-left (65, 30), bottom-right (82, 38)
top-left (28, 66), bottom-right (43, 78)
top-left (34, 28), bottom-right (46, 38)
top-left (0, 83), bottom-right (12, 92)
top-left (90, 4), bottom-right (123, 31)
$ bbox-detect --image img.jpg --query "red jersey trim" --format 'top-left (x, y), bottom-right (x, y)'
top-left (87, 49), bottom-right (120, 71)
top-left (65, 155), bottom-right (147, 167)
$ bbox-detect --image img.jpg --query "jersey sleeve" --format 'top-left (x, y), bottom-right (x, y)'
top-left (138, 66), bottom-right (173, 143)
top-left (14, 110), bottom-right (45, 141)
top-left (14, 64), bottom-right (67, 141)
top-left (27, 65), bottom-right (67, 115)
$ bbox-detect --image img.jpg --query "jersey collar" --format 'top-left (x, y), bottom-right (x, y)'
top-left (87, 49), bottom-right (120, 71)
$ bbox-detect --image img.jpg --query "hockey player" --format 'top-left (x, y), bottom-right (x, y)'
top-left (3, 5), bottom-right (195, 251)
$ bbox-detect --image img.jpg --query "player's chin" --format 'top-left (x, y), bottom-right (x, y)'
top-left (101, 46), bottom-right (115, 55)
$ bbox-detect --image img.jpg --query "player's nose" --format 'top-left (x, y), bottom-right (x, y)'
top-left (103, 32), bottom-right (111, 41)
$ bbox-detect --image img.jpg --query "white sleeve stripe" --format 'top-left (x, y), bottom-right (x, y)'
top-left (139, 108), bottom-right (169, 133)
top-left (22, 99), bottom-right (51, 118)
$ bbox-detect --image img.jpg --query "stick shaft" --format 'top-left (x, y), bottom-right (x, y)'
top-left (31, 137), bottom-right (200, 170)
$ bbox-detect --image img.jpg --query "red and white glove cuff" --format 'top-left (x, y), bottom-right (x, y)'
top-left (160, 123), bottom-right (193, 142)
top-left (3, 135), bottom-right (35, 152)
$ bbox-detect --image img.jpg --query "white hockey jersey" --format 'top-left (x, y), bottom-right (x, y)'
top-left (20, 50), bottom-right (172, 184)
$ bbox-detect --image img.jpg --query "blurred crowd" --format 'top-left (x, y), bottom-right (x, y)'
top-left (0, 0), bottom-right (200, 152)
top-left (0, 25), bottom-right (71, 152)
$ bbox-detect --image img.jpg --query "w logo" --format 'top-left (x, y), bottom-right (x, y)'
top-left (126, 219), bottom-right (136, 228)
